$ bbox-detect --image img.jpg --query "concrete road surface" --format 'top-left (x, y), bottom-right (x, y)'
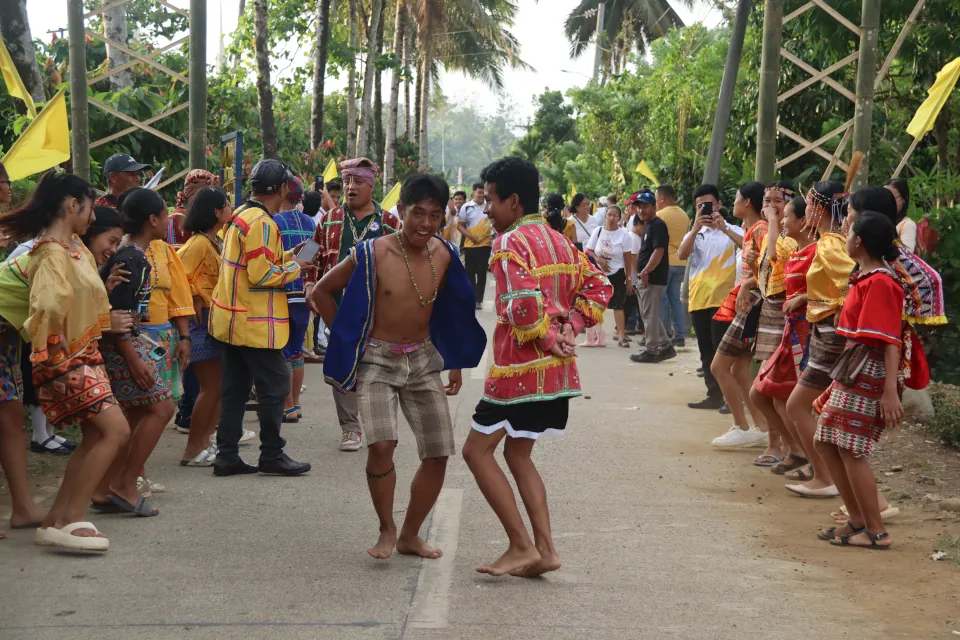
top-left (0, 304), bottom-right (887, 639)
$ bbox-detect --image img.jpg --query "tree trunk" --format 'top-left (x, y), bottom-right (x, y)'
top-left (851, 0), bottom-right (880, 189)
top-left (0, 0), bottom-right (46, 103)
top-left (384, 0), bottom-right (405, 189)
top-left (347, 0), bottom-right (359, 156)
top-left (311, 0), bottom-right (332, 149)
top-left (414, 66), bottom-right (423, 148)
top-left (239, 0), bottom-right (246, 17)
top-left (253, 0), bottom-right (277, 158)
top-left (418, 51), bottom-right (431, 170)
top-left (103, 3), bottom-right (133, 89)
top-left (403, 8), bottom-right (414, 138)
top-left (373, 0), bottom-right (386, 165)
top-left (357, 0), bottom-right (384, 158)
top-left (754, 0), bottom-right (785, 183)
top-left (703, 0), bottom-right (751, 185)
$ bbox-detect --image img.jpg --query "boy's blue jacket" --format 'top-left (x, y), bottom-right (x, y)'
top-left (323, 236), bottom-right (487, 393)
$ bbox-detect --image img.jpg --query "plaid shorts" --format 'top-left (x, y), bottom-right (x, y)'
top-left (356, 338), bottom-right (455, 460)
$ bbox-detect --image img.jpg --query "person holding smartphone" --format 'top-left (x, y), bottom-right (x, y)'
top-left (273, 176), bottom-right (318, 423)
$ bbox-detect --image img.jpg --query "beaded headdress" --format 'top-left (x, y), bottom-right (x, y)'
top-left (802, 151), bottom-right (864, 235)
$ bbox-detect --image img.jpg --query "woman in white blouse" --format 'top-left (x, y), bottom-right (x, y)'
top-left (584, 205), bottom-right (634, 347)
top-left (885, 178), bottom-right (917, 253)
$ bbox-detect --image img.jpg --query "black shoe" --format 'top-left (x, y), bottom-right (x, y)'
top-left (672, 338), bottom-right (686, 347)
top-left (630, 352), bottom-right (659, 363)
top-left (213, 457), bottom-right (259, 477)
top-left (314, 345), bottom-right (327, 357)
top-left (258, 453), bottom-right (311, 476)
top-left (696, 366), bottom-right (704, 373)
top-left (688, 396), bottom-right (725, 410)
top-left (718, 403), bottom-right (731, 415)
top-left (656, 346), bottom-right (678, 362)
top-left (29, 436), bottom-right (72, 455)
top-left (475, 302), bottom-right (483, 311)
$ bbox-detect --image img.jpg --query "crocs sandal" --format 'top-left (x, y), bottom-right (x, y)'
top-left (753, 454), bottom-right (782, 467)
top-left (35, 521), bottom-right (109, 552)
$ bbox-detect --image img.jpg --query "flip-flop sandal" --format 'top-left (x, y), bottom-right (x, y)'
top-left (771, 456), bottom-right (809, 475)
top-left (785, 464), bottom-right (814, 481)
top-left (35, 521), bottom-right (109, 552)
top-left (105, 494), bottom-right (159, 517)
top-left (753, 454), bottom-right (782, 467)
top-left (90, 499), bottom-right (129, 514)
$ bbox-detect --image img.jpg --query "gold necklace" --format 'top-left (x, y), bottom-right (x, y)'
top-left (396, 233), bottom-right (438, 307)
top-left (347, 209), bottom-right (379, 245)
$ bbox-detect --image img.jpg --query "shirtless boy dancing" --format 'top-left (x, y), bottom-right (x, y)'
top-left (462, 157), bottom-right (611, 577)
top-left (312, 173), bottom-right (485, 560)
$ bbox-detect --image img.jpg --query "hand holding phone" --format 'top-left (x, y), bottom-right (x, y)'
top-left (296, 239), bottom-right (322, 262)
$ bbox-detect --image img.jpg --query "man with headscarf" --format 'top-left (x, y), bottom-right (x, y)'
top-left (306, 157), bottom-right (400, 453)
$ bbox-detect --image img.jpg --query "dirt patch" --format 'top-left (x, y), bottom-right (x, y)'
top-left (683, 430), bottom-right (960, 639)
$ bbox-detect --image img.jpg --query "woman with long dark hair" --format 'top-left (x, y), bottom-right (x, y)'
top-left (884, 178), bottom-right (916, 253)
top-left (543, 192), bottom-right (577, 243)
top-left (0, 171), bottom-right (132, 552)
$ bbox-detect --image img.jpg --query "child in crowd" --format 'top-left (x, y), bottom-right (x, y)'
top-left (462, 157), bottom-right (611, 577)
top-left (814, 212), bottom-right (910, 549)
top-left (314, 174), bottom-right (485, 561)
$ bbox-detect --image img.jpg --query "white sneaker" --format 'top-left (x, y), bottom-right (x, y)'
top-left (238, 429), bottom-right (256, 444)
top-left (339, 430), bottom-right (362, 452)
top-left (711, 425), bottom-right (768, 449)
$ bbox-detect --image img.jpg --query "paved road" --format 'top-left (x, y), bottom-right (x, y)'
top-left (1, 304), bottom-right (885, 639)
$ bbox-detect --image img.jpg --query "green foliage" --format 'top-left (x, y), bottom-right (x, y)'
top-left (928, 384), bottom-right (960, 448)
top-left (427, 102), bottom-right (519, 186)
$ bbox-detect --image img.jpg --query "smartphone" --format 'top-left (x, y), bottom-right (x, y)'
top-left (699, 201), bottom-right (714, 216)
top-left (296, 239), bottom-right (321, 262)
top-left (139, 333), bottom-right (167, 362)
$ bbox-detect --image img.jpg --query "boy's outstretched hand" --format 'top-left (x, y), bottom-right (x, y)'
top-left (445, 369), bottom-right (463, 396)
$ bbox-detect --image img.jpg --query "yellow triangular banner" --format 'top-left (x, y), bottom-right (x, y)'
top-left (1, 88), bottom-right (70, 181)
top-left (906, 57), bottom-right (960, 140)
top-left (0, 37), bottom-right (37, 118)
top-left (635, 160), bottom-right (659, 187)
top-left (380, 182), bottom-right (402, 211)
top-left (569, 183), bottom-right (577, 201)
top-left (322, 158), bottom-right (338, 184)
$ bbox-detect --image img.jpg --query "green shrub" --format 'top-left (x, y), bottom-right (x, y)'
top-left (928, 384), bottom-right (960, 448)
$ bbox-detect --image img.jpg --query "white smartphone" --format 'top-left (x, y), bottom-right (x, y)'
top-left (296, 239), bottom-right (321, 262)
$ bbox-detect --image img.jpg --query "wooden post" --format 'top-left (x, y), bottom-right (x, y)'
top-left (189, 0), bottom-right (207, 170)
top-left (754, 0), bottom-right (785, 183)
top-left (851, 0), bottom-right (881, 189)
top-left (67, 0), bottom-right (90, 181)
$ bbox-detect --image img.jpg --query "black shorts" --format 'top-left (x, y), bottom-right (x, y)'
top-left (607, 269), bottom-right (626, 310)
top-left (472, 397), bottom-right (570, 440)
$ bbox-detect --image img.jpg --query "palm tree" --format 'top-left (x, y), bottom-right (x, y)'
top-left (384, 0), bottom-right (407, 189)
top-left (357, 0), bottom-right (385, 158)
top-left (253, 0), bottom-right (277, 158)
top-left (310, 0), bottom-right (333, 149)
top-left (346, 0), bottom-right (359, 157)
top-left (0, 0), bottom-right (45, 103)
top-left (559, 0), bottom-right (692, 78)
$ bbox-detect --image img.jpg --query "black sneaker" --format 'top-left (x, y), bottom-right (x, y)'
top-left (718, 403), bottom-right (731, 415)
top-left (657, 346), bottom-right (678, 362)
top-left (258, 453), bottom-right (311, 476)
top-left (688, 396), bottom-right (725, 410)
top-left (630, 352), bottom-right (659, 363)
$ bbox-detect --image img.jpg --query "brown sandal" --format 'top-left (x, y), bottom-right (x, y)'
top-left (784, 463), bottom-right (814, 481)
top-left (772, 456), bottom-right (809, 476)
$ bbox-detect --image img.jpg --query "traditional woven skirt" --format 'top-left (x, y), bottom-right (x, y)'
top-left (0, 324), bottom-right (23, 403)
top-left (755, 295), bottom-right (786, 361)
top-left (754, 313), bottom-right (810, 400)
top-left (813, 345), bottom-right (888, 457)
top-left (189, 309), bottom-right (221, 364)
top-left (101, 323), bottom-right (180, 408)
top-left (33, 342), bottom-right (117, 426)
top-left (798, 315), bottom-right (845, 390)
top-left (716, 288), bottom-right (763, 358)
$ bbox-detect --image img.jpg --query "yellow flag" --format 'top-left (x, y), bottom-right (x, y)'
top-left (0, 37), bottom-right (37, 118)
top-left (322, 159), bottom-right (338, 184)
top-left (1, 88), bottom-right (70, 181)
top-left (635, 160), bottom-right (659, 187)
top-left (569, 183), bottom-right (577, 201)
top-left (906, 57), bottom-right (960, 139)
top-left (380, 182), bottom-right (402, 211)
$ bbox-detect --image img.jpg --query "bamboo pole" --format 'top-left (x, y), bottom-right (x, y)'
top-left (189, 0), bottom-right (207, 169)
top-left (851, 0), bottom-right (881, 189)
top-left (68, 0), bottom-right (90, 181)
top-left (754, 0), bottom-right (785, 183)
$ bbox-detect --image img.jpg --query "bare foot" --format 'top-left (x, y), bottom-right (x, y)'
top-left (476, 546), bottom-right (541, 577)
top-left (368, 530), bottom-right (398, 560)
top-left (10, 506), bottom-right (46, 529)
top-left (397, 535), bottom-right (443, 559)
top-left (510, 551), bottom-right (562, 577)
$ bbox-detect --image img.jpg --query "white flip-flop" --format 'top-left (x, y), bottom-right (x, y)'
top-left (35, 522), bottom-right (109, 552)
top-left (785, 483), bottom-right (840, 498)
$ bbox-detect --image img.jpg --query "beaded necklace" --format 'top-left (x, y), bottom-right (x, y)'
top-left (346, 208), bottom-right (381, 245)
top-left (396, 233), bottom-right (438, 307)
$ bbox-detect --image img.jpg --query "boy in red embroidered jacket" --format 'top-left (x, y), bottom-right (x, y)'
top-left (462, 157), bottom-right (612, 577)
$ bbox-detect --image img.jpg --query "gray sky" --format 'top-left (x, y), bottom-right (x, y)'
top-left (27, 0), bottom-right (722, 122)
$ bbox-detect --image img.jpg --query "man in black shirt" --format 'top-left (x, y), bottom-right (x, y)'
top-left (630, 189), bottom-right (677, 363)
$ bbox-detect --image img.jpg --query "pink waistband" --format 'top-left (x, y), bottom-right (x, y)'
top-left (367, 337), bottom-right (429, 355)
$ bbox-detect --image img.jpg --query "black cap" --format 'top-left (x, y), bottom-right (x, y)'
top-left (249, 159), bottom-right (293, 195)
top-left (103, 153), bottom-right (151, 177)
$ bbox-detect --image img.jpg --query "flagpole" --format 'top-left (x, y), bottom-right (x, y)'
top-left (67, 0), bottom-right (90, 181)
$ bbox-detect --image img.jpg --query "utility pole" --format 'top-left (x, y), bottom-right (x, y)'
top-left (67, 0), bottom-right (89, 181)
top-left (703, 0), bottom-right (752, 185)
top-left (754, 0), bottom-right (785, 183)
top-left (592, 3), bottom-right (606, 82)
top-left (851, 0), bottom-right (881, 189)
top-left (189, 0), bottom-right (207, 170)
